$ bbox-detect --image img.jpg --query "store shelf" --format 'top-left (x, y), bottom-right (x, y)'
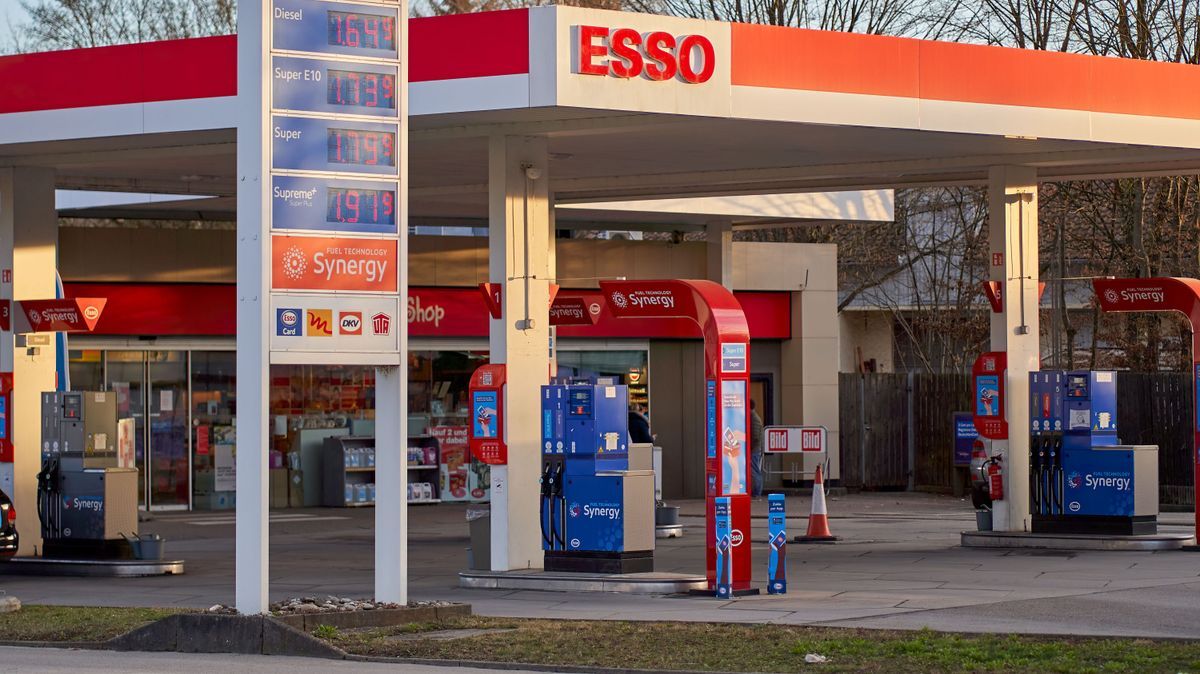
top-left (409, 498), bottom-right (441, 505)
top-left (343, 501), bottom-right (375, 507)
top-left (408, 464), bottom-right (438, 471)
top-left (346, 467), bottom-right (376, 473)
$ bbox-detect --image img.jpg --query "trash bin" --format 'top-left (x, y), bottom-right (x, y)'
top-left (975, 508), bottom-right (993, 531)
top-left (466, 505), bottom-right (490, 570)
top-left (137, 534), bottom-right (165, 560)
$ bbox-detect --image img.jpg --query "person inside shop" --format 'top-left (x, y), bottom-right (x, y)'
top-left (750, 399), bottom-right (765, 497)
top-left (628, 403), bottom-right (655, 444)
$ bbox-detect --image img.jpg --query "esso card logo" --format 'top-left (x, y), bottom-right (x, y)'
top-left (339, 312), bottom-right (363, 335)
top-left (276, 308), bottom-right (301, 336)
top-left (575, 25), bottom-right (716, 84)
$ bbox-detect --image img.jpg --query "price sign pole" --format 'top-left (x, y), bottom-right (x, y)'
top-left (237, 0), bottom-right (408, 613)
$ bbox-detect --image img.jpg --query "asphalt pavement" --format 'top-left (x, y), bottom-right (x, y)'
top-left (3, 492), bottom-right (1200, 638)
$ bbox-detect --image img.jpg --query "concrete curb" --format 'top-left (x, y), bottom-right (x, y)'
top-left (106, 614), bottom-right (347, 659)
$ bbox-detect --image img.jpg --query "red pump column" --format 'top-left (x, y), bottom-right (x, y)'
top-left (599, 279), bottom-right (753, 592)
top-left (1093, 277), bottom-right (1200, 541)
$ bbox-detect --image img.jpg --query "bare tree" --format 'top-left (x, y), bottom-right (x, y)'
top-left (7, 0), bottom-right (234, 51)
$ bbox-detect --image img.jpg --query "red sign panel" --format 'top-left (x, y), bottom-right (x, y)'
top-left (0, 299), bottom-right (9, 332)
top-left (972, 351), bottom-right (1008, 440)
top-left (549, 295), bottom-right (599, 326)
top-left (19, 298), bottom-right (106, 333)
top-left (271, 235), bottom-right (398, 293)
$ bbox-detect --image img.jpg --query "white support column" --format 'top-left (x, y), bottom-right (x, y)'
top-left (235, 0), bottom-right (269, 615)
top-left (488, 135), bottom-right (552, 571)
top-left (0, 167), bottom-right (57, 556)
top-left (374, 365), bottom-right (406, 603)
top-left (705, 220), bottom-right (733, 288)
top-left (988, 165), bottom-right (1039, 532)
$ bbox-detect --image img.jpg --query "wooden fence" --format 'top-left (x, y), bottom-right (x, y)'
top-left (839, 371), bottom-right (1194, 505)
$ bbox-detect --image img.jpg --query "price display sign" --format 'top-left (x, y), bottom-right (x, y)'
top-left (272, 176), bottom-right (397, 234)
top-left (272, 0), bottom-right (399, 59)
top-left (272, 116), bottom-right (398, 175)
top-left (273, 56), bottom-right (398, 117)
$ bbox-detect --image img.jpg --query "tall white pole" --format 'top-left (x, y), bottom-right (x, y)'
top-left (235, 0), bottom-right (270, 614)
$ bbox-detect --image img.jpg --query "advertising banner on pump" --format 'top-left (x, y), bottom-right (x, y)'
top-left (720, 380), bottom-right (748, 495)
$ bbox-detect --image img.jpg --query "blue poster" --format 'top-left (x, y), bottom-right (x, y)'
top-left (975, 375), bottom-right (1000, 416)
top-left (720, 380), bottom-right (747, 495)
top-left (706, 380), bottom-right (717, 459)
top-left (714, 496), bottom-right (732, 599)
top-left (767, 494), bottom-right (786, 594)
top-left (471, 391), bottom-right (498, 439)
top-left (953, 412), bottom-right (978, 466)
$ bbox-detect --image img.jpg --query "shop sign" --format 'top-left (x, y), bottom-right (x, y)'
top-left (575, 25), bottom-right (716, 83)
top-left (271, 234), bottom-right (397, 293)
top-left (604, 283), bottom-right (697, 319)
top-left (18, 298), bottom-right (106, 333)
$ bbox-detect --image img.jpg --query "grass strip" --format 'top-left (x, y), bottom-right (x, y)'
top-left (320, 616), bottom-right (1200, 673)
top-left (0, 605), bottom-right (184, 642)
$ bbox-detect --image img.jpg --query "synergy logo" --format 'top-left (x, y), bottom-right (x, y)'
top-left (306, 309), bottom-right (333, 336)
top-left (339, 311), bottom-right (363, 335)
top-left (276, 308), bottom-right (301, 336)
top-left (582, 504), bottom-right (621, 520)
top-left (1067, 472), bottom-right (1082, 489)
top-left (613, 289), bottom-right (677, 311)
top-left (569, 502), bottom-right (582, 518)
top-left (1117, 288), bottom-right (1166, 304)
top-left (372, 312), bottom-right (392, 336)
top-left (63, 495), bottom-right (103, 512)
top-left (1103, 288), bottom-right (1120, 304)
top-left (272, 235), bottom-right (398, 292)
top-left (280, 246), bottom-right (308, 280)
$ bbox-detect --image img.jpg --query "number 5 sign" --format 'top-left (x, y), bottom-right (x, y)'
top-left (764, 426), bottom-right (827, 454)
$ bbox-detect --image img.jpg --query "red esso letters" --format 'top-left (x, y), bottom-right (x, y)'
top-left (576, 25), bottom-right (716, 84)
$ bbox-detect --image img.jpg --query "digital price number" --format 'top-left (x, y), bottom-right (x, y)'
top-left (327, 187), bottom-right (395, 226)
top-left (327, 11), bottom-right (395, 51)
top-left (327, 128), bottom-right (395, 167)
top-left (327, 70), bottom-right (395, 109)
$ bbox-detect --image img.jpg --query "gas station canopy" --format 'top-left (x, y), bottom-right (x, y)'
top-left (2, 6), bottom-right (1199, 217)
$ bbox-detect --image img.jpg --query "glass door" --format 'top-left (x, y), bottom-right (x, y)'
top-left (104, 350), bottom-right (192, 510)
top-left (106, 351), bottom-right (148, 506)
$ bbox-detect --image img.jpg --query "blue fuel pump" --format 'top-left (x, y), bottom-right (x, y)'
top-left (1029, 370), bottom-right (1157, 535)
top-left (541, 383), bottom-right (654, 573)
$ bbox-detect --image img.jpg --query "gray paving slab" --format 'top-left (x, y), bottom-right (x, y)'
top-left (4, 493), bottom-right (1200, 638)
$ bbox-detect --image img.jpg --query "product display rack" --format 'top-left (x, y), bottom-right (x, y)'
top-left (321, 435), bottom-right (377, 507)
top-left (407, 435), bottom-right (441, 504)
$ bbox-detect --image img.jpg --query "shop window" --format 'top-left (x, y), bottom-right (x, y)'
top-left (557, 350), bottom-right (650, 414)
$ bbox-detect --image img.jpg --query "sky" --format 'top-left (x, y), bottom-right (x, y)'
top-left (0, 0), bottom-right (31, 53)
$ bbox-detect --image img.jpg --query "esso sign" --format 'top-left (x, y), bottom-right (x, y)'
top-left (575, 25), bottom-right (716, 84)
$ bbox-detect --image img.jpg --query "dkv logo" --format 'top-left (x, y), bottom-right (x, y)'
top-left (339, 312), bottom-right (363, 335)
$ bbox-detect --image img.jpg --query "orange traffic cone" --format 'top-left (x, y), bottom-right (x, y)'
top-left (795, 465), bottom-right (838, 543)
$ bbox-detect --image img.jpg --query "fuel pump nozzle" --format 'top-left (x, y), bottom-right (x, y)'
top-left (539, 462), bottom-right (553, 549)
top-left (551, 462), bottom-right (566, 550)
